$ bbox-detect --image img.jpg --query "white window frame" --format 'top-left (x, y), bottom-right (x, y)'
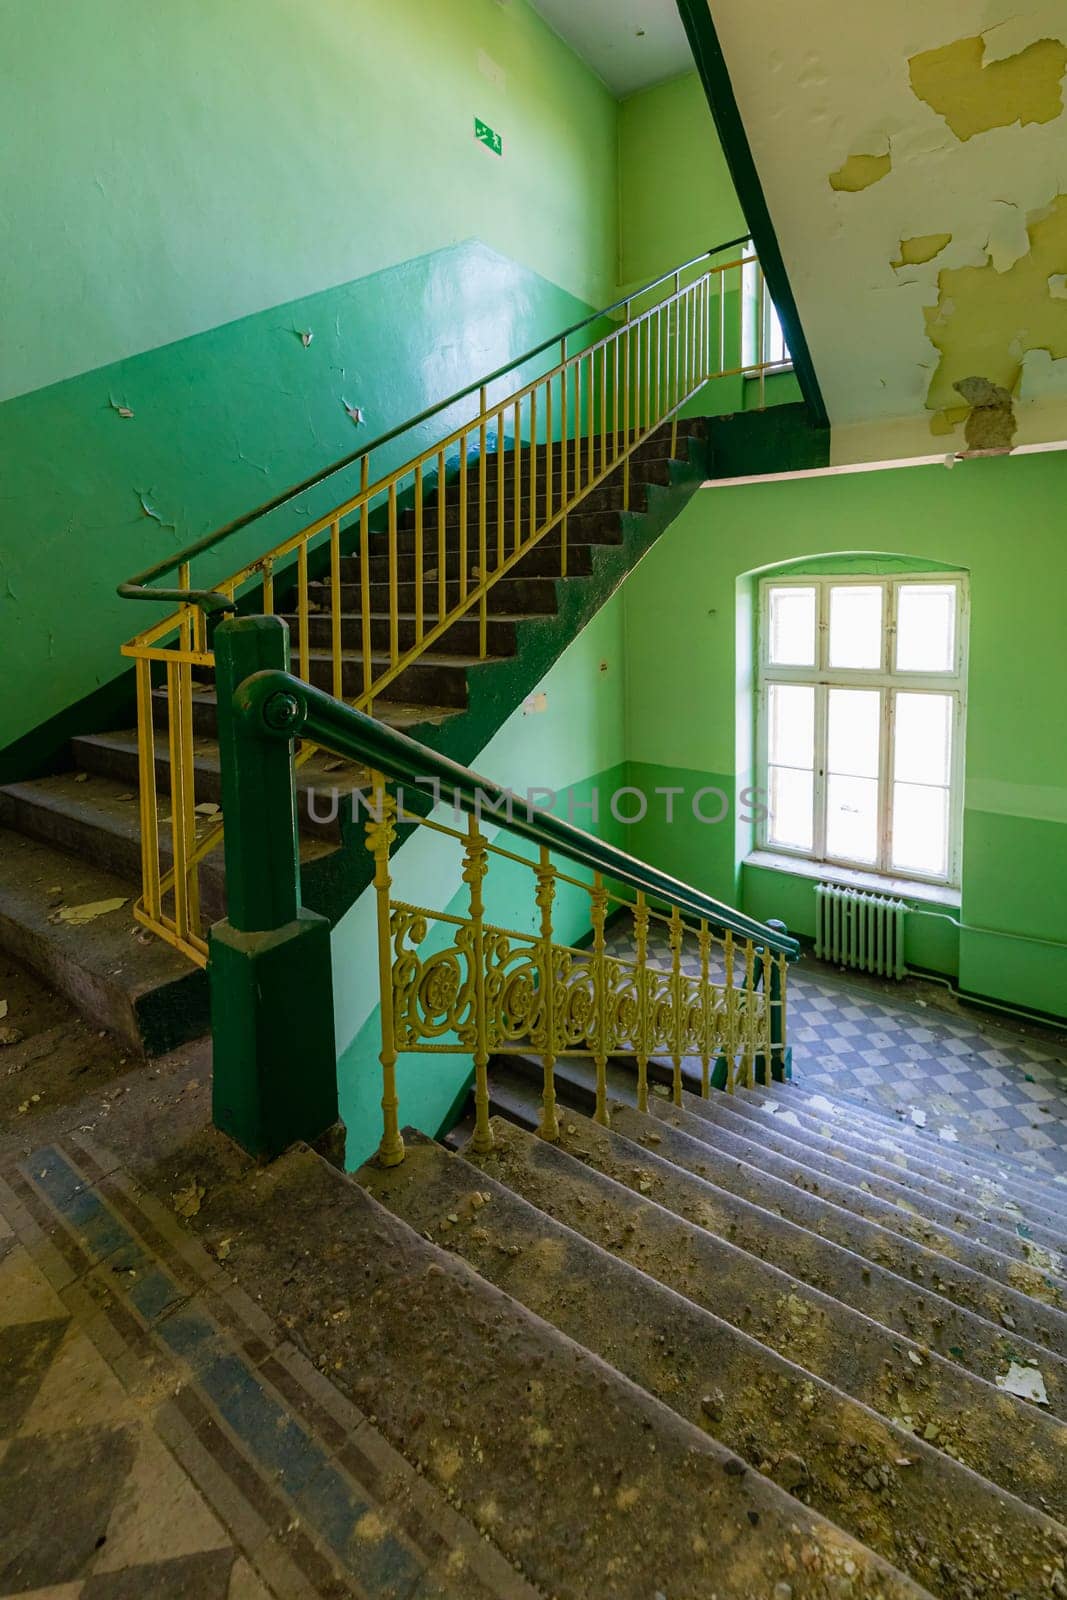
top-left (756, 572), bottom-right (969, 888)
top-left (742, 245), bottom-right (792, 373)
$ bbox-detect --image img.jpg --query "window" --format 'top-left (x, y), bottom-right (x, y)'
top-left (758, 574), bottom-right (967, 885)
top-left (742, 245), bottom-right (791, 371)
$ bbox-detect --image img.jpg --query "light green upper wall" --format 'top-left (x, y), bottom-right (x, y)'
top-left (1, 0), bottom-right (618, 403)
top-left (622, 449), bottom-right (1067, 1016)
top-left (618, 72), bottom-right (746, 292)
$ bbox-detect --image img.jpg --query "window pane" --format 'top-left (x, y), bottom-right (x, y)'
top-left (892, 783), bottom-right (949, 877)
top-left (896, 584), bottom-right (957, 672)
top-left (895, 693), bottom-right (953, 786)
top-left (767, 587), bottom-right (815, 666)
top-left (768, 683), bottom-right (814, 769)
top-left (827, 688), bottom-right (880, 779)
top-left (768, 766), bottom-right (814, 850)
top-left (829, 585), bottom-right (882, 669)
top-left (826, 774), bottom-right (879, 864)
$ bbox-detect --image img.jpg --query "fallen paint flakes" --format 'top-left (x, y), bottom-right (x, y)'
top-left (939, 1126), bottom-right (959, 1143)
top-left (0, 1000), bottom-right (6, 1020)
top-left (51, 897), bottom-right (127, 926)
top-left (909, 1107), bottom-right (927, 1128)
top-left (759, 1101), bottom-right (780, 1114)
top-left (172, 1180), bottom-right (206, 1219)
top-left (194, 801), bottom-right (221, 816)
top-left (808, 1095), bottom-right (837, 1115)
top-left (996, 1362), bottom-right (1049, 1407)
top-left (1022, 1239), bottom-right (1064, 1277)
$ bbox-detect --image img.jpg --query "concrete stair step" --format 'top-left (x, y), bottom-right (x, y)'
top-left (319, 573), bottom-right (562, 615)
top-left (281, 610), bottom-right (520, 659)
top-left (745, 1079), bottom-right (1067, 1233)
top-left (300, 648), bottom-right (491, 707)
top-left (645, 1095), bottom-right (1067, 1294)
top-left (605, 1101), bottom-right (1067, 1359)
top-left (235, 1146), bottom-right (924, 1600)
top-left (396, 476), bottom-right (637, 514)
top-left (70, 730), bottom-right (374, 843)
top-left (0, 825), bottom-right (206, 1053)
top-left (366, 1133), bottom-right (1067, 1600)
top-left (149, 683), bottom-right (461, 742)
top-left (0, 771), bottom-right (228, 926)
top-left (674, 1079), bottom-right (1067, 1259)
top-left (486, 1055), bottom-right (1067, 1419)
top-left (355, 539), bottom-right (594, 583)
top-left (460, 1115), bottom-right (1067, 1526)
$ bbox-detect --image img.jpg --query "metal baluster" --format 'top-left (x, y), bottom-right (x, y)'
top-left (622, 307), bottom-right (631, 511)
top-left (261, 556), bottom-right (274, 618)
top-left (513, 398), bottom-right (522, 556)
top-left (699, 919), bottom-right (711, 1097)
top-left (669, 905), bottom-right (684, 1106)
top-left (535, 847), bottom-right (560, 1141)
top-left (367, 780), bottom-right (404, 1165)
top-left (436, 449), bottom-right (446, 632)
top-left (591, 873), bottom-right (609, 1126)
top-left (464, 811), bottom-right (494, 1153)
top-left (724, 928), bottom-right (736, 1093)
top-left (297, 542), bottom-right (310, 685)
top-left (459, 432), bottom-right (469, 607)
top-left (762, 943), bottom-right (774, 1086)
top-left (479, 388), bottom-right (488, 658)
top-left (360, 457), bottom-right (372, 705)
top-left (135, 656), bottom-right (161, 925)
top-left (388, 485), bottom-right (399, 676)
top-left (634, 892), bottom-right (650, 1112)
top-left (414, 462), bottom-right (424, 646)
top-left (530, 386), bottom-right (538, 546)
top-left (330, 517), bottom-right (342, 699)
top-left (743, 939), bottom-right (757, 1090)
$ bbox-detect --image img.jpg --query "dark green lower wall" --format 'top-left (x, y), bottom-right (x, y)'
top-left (0, 239), bottom-right (598, 754)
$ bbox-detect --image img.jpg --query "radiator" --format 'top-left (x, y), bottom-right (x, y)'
top-left (814, 883), bottom-right (907, 979)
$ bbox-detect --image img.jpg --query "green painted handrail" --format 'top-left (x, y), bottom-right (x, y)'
top-left (117, 235), bottom-right (751, 613)
top-left (231, 662), bottom-right (800, 958)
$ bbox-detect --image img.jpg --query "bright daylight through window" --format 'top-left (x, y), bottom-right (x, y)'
top-left (758, 574), bottom-right (967, 885)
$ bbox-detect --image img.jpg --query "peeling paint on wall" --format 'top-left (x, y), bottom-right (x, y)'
top-left (909, 34), bottom-right (1067, 142)
top-left (924, 191), bottom-right (1067, 426)
top-left (953, 375), bottom-right (1017, 452)
top-left (828, 151), bottom-right (892, 193)
top-left (892, 234), bottom-right (952, 268)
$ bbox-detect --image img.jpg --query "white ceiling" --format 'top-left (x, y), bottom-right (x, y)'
top-left (527, 0), bottom-right (693, 97)
top-left (708, 0), bottom-right (1067, 449)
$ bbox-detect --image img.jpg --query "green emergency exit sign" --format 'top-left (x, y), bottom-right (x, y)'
top-left (474, 117), bottom-right (503, 156)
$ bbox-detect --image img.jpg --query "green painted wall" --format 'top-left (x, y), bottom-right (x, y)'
top-left (621, 450), bottom-right (1067, 1019)
top-left (334, 593), bottom-right (630, 1164)
top-left (618, 73), bottom-right (746, 291)
top-left (0, 0), bottom-right (619, 752)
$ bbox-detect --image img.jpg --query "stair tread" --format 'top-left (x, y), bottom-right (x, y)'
top-left (0, 825), bottom-right (195, 991)
top-left (648, 1095), bottom-right (1067, 1292)
top-left (672, 1079), bottom-right (1067, 1256)
top-left (459, 1114), bottom-right (1067, 1524)
top-left (238, 1145), bottom-right (926, 1600)
top-left (365, 1130), bottom-right (1067, 1587)
top-left (487, 1055), bottom-right (1067, 1402)
top-left (0, 771), bottom-right (337, 870)
top-left (149, 685), bottom-right (463, 731)
top-left (747, 1078), bottom-right (1067, 1222)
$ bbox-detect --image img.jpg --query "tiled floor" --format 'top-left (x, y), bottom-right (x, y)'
top-left (0, 1138), bottom-right (536, 1600)
top-left (606, 920), bottom-right (1067, 1176)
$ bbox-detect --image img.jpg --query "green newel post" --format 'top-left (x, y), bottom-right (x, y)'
top-left (209, 615), bottom-right (339, 1160)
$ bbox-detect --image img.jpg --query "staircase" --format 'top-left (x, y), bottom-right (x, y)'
top-left (238, 1059), bottom-right (1067, 1600)
top-left (0, 421), bottom-right (705, 1054)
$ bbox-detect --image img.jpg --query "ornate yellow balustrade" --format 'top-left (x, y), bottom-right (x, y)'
top-left (119, 243), bottom-right (781, 965)
top-left (366, 787), bottom-right (787, 1167)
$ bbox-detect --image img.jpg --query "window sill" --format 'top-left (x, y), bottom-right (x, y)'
top-left (744, 849), bottom-right (961, 910)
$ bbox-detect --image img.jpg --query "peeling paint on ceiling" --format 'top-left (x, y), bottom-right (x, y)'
top-left (909, 34), bottom-right (1067, 142)
top-left (707, 0), bottom-right (1067, 451)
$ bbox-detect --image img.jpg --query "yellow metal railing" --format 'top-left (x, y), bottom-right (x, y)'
top-left (120, 244), bottom-right (783, 964)
top-left (366, 788), bottom-right (787, 1164)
